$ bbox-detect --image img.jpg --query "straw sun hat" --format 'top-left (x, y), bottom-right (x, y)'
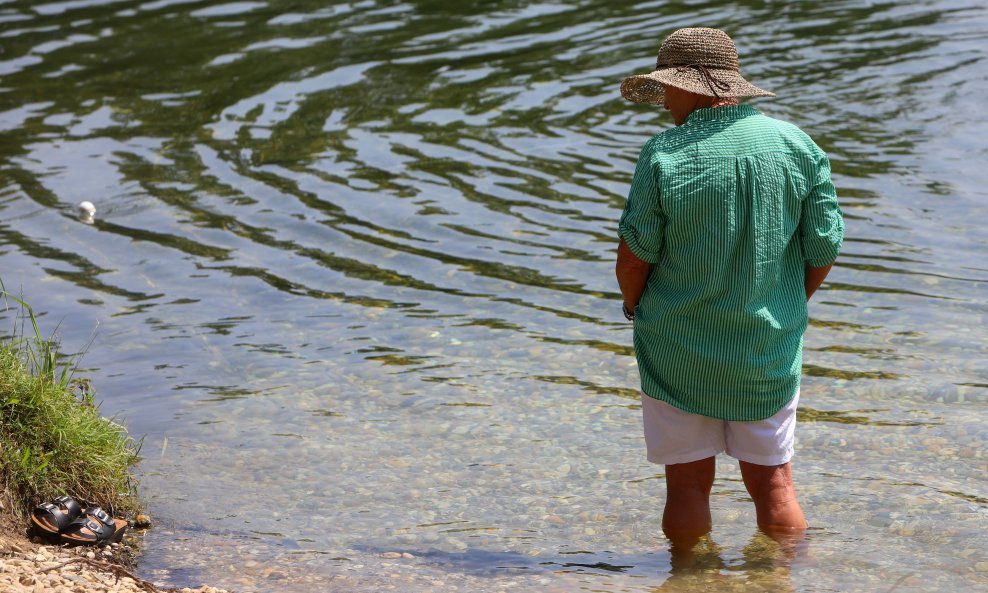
top-left (620, 27), bottom-right (774, 104)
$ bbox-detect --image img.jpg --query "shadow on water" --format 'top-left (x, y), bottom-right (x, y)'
top-left (350, 529), bottom-right (808, 592)
top-left (154, 502), bottom-right (812, 589)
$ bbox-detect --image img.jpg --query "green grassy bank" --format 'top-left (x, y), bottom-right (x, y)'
top-left (0, 287), bottom-right (141, 518)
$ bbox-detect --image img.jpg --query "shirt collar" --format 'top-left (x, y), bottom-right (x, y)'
top-left (685, 104), bottom-right (760, 125)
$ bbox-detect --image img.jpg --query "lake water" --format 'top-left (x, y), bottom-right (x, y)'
top-left (1, 0), bottom-right (986, 591)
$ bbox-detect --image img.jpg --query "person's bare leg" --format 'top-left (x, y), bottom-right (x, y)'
top-left (663, 456), bottom-right (716, 567)
top-left (739, 461), bottom-right (807, 533)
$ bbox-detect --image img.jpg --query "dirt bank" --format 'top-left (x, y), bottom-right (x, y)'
top-left (0, 510), bottom-right (232, 593)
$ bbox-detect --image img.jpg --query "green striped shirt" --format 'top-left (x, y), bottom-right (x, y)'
top-left (619, 104), bottom-right (844, 421)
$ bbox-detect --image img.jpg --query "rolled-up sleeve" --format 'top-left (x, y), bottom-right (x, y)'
top-left (619, 143), bottom-right (665, 264)
top-left (800, 149), bottom-right (844, 267)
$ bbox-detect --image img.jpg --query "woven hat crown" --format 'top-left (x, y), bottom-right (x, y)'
top-left (620, 27), bottom-right (773, 103)
top-left (657, 28), bottom-right (739, 71)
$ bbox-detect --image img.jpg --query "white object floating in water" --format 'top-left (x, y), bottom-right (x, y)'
top-left (78, 201), bottom-right (96, 223)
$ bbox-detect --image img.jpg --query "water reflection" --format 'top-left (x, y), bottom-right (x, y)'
top-left (655, 532), bottom-right (801, 593)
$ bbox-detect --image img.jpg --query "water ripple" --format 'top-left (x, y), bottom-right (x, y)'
top-left (1, 1), bottom-right (987, 591)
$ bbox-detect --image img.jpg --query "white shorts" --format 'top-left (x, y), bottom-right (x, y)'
top-left (640, 389), bottom-right (799, 466)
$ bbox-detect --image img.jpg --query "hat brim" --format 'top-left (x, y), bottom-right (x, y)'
top-left (620, 67), bottom-right (775, 104)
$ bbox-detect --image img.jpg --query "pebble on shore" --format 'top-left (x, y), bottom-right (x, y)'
top-left (0, 533), bottom-right (232, 593)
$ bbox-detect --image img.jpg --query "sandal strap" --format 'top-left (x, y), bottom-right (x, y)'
top-left (52, 495), bottom-right (82, 516)
top-left (33, 496), bottom-right (83, 531)
top-left (85, 507), bottom-right (113, 527)
top-left (80, 518), bottom-right (113, 537)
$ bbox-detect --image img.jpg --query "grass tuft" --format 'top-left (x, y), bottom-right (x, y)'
top-left (0, 284), bottom-right (141, 518)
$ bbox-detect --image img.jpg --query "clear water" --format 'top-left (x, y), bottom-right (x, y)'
top-left (1, 0), bottom-right (986, 591)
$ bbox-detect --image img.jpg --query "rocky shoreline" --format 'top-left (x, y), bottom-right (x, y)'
top-left (0, 514), bottom-right (230, 593)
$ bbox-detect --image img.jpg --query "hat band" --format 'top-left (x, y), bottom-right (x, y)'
top-left (659, 63), bottom-right (732, 98)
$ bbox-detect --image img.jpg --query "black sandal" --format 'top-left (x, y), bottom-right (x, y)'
top-left (31, 495), bottom-right (83, 537)
top-left (59, 506), bottom-right (128, 546)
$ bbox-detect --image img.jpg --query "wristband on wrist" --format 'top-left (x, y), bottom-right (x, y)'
top-left (622, 302), bottom-right (635, 321)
